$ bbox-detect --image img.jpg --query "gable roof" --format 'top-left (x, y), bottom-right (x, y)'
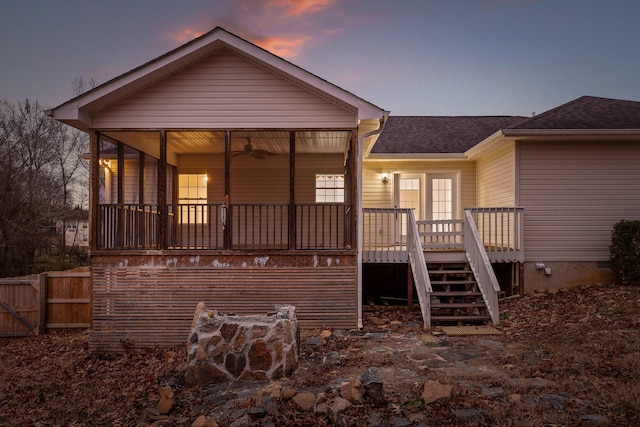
top-left (49, 27), bottom-right (387, 131)
top-left (507, 96), bottom-right (640, 130)
top-left (371, 116), bottom-right (526, 154)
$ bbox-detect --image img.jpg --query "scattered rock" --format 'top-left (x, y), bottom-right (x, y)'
top-left (422, 380), bottom-right (452, 404)
top-left (392, 416), bottom-right (413, 426)
top-left (292, 391), bottom-right (316, 411)
top-left (191, 415), bottom-right (219, 427)
top-left (360, 367), bottom-right (385, 405)
top-left (329, 396), bottom-right (351, 421)
top-left (157, 385), bottom-right (175, 415)
top-left (340, 378), bottom-right (365, 403)
top-left (452, 408), bottom-right (484, 421)
top-left (319, 330), bottom-right (333, 345)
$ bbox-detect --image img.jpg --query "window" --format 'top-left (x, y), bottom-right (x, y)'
top-left (315, 174), bottom-right (344, 203)
top-left (178, 174), bottom-right (208, 224)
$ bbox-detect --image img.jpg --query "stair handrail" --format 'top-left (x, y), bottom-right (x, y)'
top-left (464, 210), bottom-right (501, 325)
top-left (406, 209), bottom-right (432, 329)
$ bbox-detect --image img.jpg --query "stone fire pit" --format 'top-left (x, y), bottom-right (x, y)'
top-left (185, 303), bottom-right (299, 388)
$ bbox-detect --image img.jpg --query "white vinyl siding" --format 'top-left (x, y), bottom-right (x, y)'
top-left (92, 50), bottom-right (356, 129)
top-left (476, 142), bottom-right (516, 207)
top-left (518, 140), bottom-right (640, 261)
top-left (362, 160), bottom-right (476, 216)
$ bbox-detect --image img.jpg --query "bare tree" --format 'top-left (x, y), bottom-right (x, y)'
top-left (0, 99), bottom-right (67, 275)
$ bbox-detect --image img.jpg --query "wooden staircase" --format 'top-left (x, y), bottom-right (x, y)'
top-left (427, 257), bottom-right (491, 325)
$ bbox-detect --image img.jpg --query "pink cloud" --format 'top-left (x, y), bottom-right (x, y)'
top-left (170, 28), bottom-right (206, 43)
top-left (254, 35), bottom-right (312, 58)
top-left (323, 28), bottom-right (344, 36)
top-left (265, 0), bottom-right (335, 17)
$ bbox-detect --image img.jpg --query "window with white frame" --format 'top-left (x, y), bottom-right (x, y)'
top-left (315, 174), bottom-right (344, 203)
top-left (178, 174), bottom-right (208, 224)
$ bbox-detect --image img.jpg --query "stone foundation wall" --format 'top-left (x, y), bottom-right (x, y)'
top-left (185, 304), bottom-right (299, 387)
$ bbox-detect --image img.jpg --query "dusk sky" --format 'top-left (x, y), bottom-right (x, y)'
top-left (1, 0), bottom-right (639, 117)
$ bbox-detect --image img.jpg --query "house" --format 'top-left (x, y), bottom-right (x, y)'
top-left (49, 27), bottom-right (640, 352)
top-left (363, 98), bottom-right (640, 299)
top-left (56, 209), bottom-right (90, 248)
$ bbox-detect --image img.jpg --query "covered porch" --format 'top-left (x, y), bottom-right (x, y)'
top-left (90, 129), bottom-right (356, 252)
top-left (48, 27), bottom-right (389, 352)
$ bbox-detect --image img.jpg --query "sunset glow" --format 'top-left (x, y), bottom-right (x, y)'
top-left (267, 0), bottom-right (335, 16)
top-left (254, 35), bottom-right (311, 58)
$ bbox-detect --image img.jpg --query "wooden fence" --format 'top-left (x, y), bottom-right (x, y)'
top-left (0, 268), bottom-right (91, 337)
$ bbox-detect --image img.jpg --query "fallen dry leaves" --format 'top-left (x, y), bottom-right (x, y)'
top-left (1, 283), bottom-right (640, 426)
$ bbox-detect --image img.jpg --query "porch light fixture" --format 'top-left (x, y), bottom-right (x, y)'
top-left (380, 173), bottom-right (389, 184)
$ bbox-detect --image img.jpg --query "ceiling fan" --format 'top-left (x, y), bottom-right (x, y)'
top-left (231, 138), bottom-right (276, 159)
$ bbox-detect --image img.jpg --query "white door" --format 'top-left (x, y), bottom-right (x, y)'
top-left (426, 173), bottom-right (458, 232)
top-left (394, 174), bottom-right (424, 236)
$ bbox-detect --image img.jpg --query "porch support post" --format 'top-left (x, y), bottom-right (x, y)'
top-left (89, 131), bottom-right (100, 251)
top-left (289, 131), bottom-right (296, 250)
top-left (224, 130), bottom-right (231, 249)
top-left (354, 128), bottom-right (362, 329)
top-left (407, 263), bottom-right (414, 310)
top-left (518, 262), bottom-right (525, 296)
top-left (350, 130), bottom-right (358, 249)
top-left (117, 141), bottom-right (124, 204)
top-left (158, 130), bottom-right (167, 249)
top-left (116, 141), bottom-right (124, 247)
top-left (138, 151), bottom-right (145, 204)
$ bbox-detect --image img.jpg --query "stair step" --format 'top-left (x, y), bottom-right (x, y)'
top-left (428, 270), bottom-right (473, 275)
top-left (431, 315), bottom-right (491, 322)
top-left (431, 291), bottom-right (482, 297)
top-left (430, 280), bottom-right (477, 285)
top-left (431, 303), bottom-right (486, 309)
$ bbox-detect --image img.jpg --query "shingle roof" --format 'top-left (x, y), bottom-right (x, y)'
top-left (371, 97), bottom-right (640, 155)
top-left (506, 96), bottom-right (640, 130)
top-left (372, 116), bottom-right (527, 154)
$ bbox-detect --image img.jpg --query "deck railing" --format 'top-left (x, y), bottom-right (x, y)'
top-left (406, 209), bottom-right (432, 329)
top-left (464, 210), bottom-right (501, 325)
top-left (99, 204), bottom-right (160, 249)
top-left (362, 208), bottom-right (411, 262)
top-left (466, 207), bottom-right (524, 263)
top-left (416, 219), bottom-right (465, 249)
top-left (98, 203), bottom-right (351, 251)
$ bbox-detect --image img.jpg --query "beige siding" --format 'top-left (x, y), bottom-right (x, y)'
top-left (518, 140), bottom-right (640, 261)
top-left (92, 51), bottom-right (356, 129)
top-left (362, 160), bottom-right (477, 215)
top-left (177, 153), bottom-right (343, 204)
top-left (476, 142), bottom-right (515, 207)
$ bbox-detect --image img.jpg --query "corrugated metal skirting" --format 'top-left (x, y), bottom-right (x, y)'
top-left (90, 265), bottom-right (357, 353)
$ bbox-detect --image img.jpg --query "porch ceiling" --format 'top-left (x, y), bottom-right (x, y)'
top-left (102, 130), bottom-right (352, 157)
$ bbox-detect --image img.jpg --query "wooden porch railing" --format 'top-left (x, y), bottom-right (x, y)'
top-left (406, 209), bottom-right (432, 329)
top-left (416, 219), bottom-right (464, 249)
top-left (362, 208), bottom-right (411, 262)
top-left (466, 207), bottom-right (524, 263)
top-left (98, 203), bottom-right (351, 251)
top-left (362, 207), bottom-right (523, 264)
top-left (464, 210), bottom-right (501, 325)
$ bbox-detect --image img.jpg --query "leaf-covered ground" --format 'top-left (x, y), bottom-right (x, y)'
top-left (1, 283), bottom-right (640, 426)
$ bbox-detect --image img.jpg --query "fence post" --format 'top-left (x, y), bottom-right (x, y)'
top-left (38, 273), bottom-right (46, 335)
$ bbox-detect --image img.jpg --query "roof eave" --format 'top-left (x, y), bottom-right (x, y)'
top-left (50, 27), bottom-right (387, 131)
top-left (465, 130), bottom-right (511, 159)
top-left (365, 153), bottom-right (467, 162)
top-left (501, 129), bottom-right (640, 140)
